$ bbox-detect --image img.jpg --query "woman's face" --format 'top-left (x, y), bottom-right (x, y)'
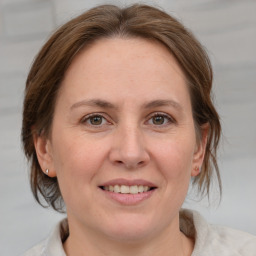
top-left (36, 38), bottom-right (206, 242)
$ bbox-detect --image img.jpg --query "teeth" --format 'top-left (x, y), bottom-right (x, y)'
top-left (138, 185), bottom-right (144, 193)
top-left (121, 185), bottom-right (130, 194)
top-left (103, 186), bottom-right (109, 191)
top-left (130, 185), bottom-right (138, 194)
top-left (114, 185), bottom-right (120, 193)
top-left (102, 185), bottom-right (152, 194)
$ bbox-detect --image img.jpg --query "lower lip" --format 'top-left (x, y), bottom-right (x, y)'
top-left (100, 189), bottom-right (155, 205)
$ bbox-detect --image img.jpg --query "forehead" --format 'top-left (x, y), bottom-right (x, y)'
top-left (65, 37), bottom-right (185, 80)
top-left (58, 37), bottom-right (190, 109)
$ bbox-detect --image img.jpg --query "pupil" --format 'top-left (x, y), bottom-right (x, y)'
top-left (153, 116), bottom-right (164, 125)
top-left (90, 116), bottom-right (102, 125)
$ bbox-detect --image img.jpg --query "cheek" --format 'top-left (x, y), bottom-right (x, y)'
top-left (51, 132), bottom-right (109, 179)
top-left (151, 136), bottom-right (195, 179)
top-left (51, 134), bottom-right (110, 209)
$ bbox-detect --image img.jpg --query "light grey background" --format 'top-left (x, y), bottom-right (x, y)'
top-left (0, 0), bottom-right (255, 255)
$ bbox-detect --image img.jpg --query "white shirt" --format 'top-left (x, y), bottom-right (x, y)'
top-left (22, 209), bottom-right (256, 256)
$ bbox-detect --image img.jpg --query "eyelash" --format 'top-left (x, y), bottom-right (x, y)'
top-left (146, 112), bottom-right (175, 126)
top-left (80, 112), bottom-right (175, 128)
top-left (81, 113), bottom-right (110, 127)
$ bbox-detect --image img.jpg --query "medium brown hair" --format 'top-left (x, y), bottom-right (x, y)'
top-left (22, 4), bottom-right (221, 212)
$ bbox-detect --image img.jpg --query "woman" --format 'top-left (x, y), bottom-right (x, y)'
top-left (22, 4), bottom-right (256, 256)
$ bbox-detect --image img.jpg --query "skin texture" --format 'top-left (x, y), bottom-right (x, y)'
top-left (34, 38), bottom-right (208, 256)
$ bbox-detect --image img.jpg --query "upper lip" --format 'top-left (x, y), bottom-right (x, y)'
top-left (99, 178), bottom-right (157, 187)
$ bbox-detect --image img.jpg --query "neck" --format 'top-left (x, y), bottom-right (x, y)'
top-left (63, 216), bottom-right (194, 256)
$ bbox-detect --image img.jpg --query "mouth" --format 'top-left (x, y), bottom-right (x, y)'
top-left (98, 179), bottom-right (157, 205)
top-left (99, 184), bottom-right (156, 194)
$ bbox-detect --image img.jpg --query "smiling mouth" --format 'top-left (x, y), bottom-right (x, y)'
top-left (99, 185), bottom-right (156, 194)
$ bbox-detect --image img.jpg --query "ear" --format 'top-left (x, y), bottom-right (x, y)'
top-left (33, 133), bottom-right (57, 177)
top-left (191, 123), bottom-right (209, 177)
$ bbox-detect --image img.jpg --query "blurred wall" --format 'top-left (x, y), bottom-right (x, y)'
top-left (0, 0), bottom-right (255, 255)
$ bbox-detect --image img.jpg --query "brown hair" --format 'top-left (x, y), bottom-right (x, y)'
top-left (22, 4), bottom-right (221, 212)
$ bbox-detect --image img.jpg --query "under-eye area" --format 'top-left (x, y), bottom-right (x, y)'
top-left (99, 185), bottom-right (157, 194)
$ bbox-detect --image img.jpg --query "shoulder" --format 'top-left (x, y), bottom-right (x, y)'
top-left (206, 224), bottom-right (256, 255)
top-left (180, 209), bottom-right (256, 256)
top-left (21, 219), bottom-right (68, 256)
top-left (21, 241), bottom-right (46, 256)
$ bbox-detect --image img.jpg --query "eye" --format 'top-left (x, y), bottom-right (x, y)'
top-left (81, 114), bottom-right (108, 126)
top-left (152, 115), bottom-right (165, 125)
top-left (147, 113), bottom-right (174, 126)
top-left (89, 115), bottom-right (104, 125)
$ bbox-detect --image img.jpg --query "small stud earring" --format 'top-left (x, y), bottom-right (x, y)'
top-left (45, 169), bottom-right (49, 175)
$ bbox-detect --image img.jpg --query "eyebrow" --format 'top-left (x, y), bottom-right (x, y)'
top-left (143, 99), bottom-right (183, 111)
top-left (70, 99), bottom-right (182, 111)
top-left (70, 99), bottom-right (116, 110)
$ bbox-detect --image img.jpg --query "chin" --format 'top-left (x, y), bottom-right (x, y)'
top-left (100, 213), bottom-right (158, 242)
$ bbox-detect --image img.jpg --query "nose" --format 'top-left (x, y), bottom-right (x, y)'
top-left (109, 125), bottom-right (150, 169)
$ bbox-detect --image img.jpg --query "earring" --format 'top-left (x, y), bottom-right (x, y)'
top-left (45, 169), bottom-right (49, 175)
top-left (195, 166), bottom-right (200, 173)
